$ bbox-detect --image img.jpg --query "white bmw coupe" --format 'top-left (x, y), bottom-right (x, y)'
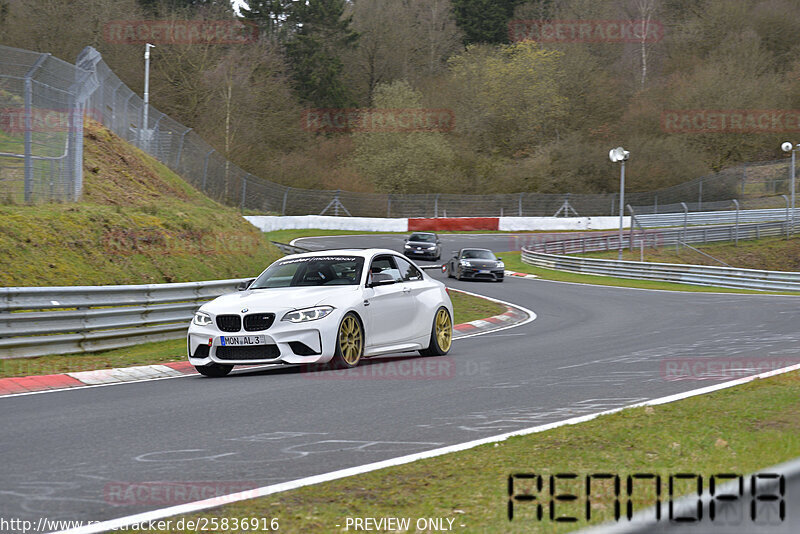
top-left (187, 249), bottom-right (454, 377)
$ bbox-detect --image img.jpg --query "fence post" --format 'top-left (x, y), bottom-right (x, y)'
top-left (23, 53), bottom-right (50, 203)
top-left (681, 202), bottom-right (688, 245)
top-left (175, 127), bottom-right (191, 168)
top-left (201, 149), bottom-right (214, 192)
top-left (282, 188), bottom-right (290, 215)
top-left (387, 194), bottom-right (392, 217)
top-left (698, 179), bottom-right (703, 211)
top-left (654, 194), bottom-right (658, 214)
top-left (782, 194), bottom-right (790, 239)
top-left (519, 193), bottom-right (523, 216)
top-left (240, 174), bottom-right (249, 213)
top-left (732, 199), bottom-right (739, 246)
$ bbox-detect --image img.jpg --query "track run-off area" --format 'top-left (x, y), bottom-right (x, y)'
top-left (2, 233), bottom-right (800, 531)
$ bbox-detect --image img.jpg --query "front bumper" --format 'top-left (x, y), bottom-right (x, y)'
top-left (187, 319), bottom-right (336, 366)
top-left (459, 268), bottom-right (504, 281)
top-left (404, 249), bottom-right (438, 259)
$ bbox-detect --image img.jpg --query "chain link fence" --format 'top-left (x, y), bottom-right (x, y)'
top-left (0, 45), bottom-right (97, 203)
top-left (1, 43), bottom-right (796, 214)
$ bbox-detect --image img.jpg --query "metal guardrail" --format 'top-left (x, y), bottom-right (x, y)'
top-left (521, 249), bottom-right (800, 291)
top-left (637, 207), bottom-right (799, 228)
top-left (0, 279), bottom-right (246, 359)
top-left (525, 219), bottom-right (799, 255)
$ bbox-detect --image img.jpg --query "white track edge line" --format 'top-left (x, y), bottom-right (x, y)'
top-left (54, 363), bottom-right (800, 534)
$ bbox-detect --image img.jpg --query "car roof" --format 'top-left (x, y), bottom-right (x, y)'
top-left (282, 248), bottom-right (400, 260)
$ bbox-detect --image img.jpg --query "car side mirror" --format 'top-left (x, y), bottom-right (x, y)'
top-left (497, 257), bottom-right (502, 261)
top-left (238, 279), bottom-right (255, 291)
top-left (368, 272), bottom-right (396, 287)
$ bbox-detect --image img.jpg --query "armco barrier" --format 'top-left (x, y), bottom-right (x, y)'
top-left (520, 249), bottom-right (800, 291)
top-left (0, 279), bottom-right (246, 359)
top-left (638, 207), bottom-right (800, 228)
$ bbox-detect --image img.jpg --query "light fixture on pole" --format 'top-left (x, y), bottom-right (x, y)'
top-left (609, 146), bottom-right (630, 260)
top-left (781, 141), bottom-right (798, 235)
top-left (141, 43), bottom-right (155, 150)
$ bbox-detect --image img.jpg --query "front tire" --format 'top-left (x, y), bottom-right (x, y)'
top-left (419, 307), bottom-right (452, 356)
top-left (194, 363), bottom-right (233, 377)
top-left (330, 312), bottom-right (364, 369)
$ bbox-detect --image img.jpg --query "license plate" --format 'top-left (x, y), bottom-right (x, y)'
top-left (479, 270), bottom-right (490, 274)
top-left (220, 335), bottom-right (266, 346)
top-left (414, 250), bottom-right (425, 253)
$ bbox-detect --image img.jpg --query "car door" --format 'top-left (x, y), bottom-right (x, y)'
top-left (393, 256), bottom-right (430, 340)
top-left (363, 255), bottom-right (416, 347)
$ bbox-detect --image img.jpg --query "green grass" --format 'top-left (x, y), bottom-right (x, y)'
top-left (153, 370), bottom-right (800, 533)
top-left (449, 289), bottom-right (506, 325)
top-left (0, 121), bottom-right (282, 286)
top-left (0, 291), bottom-right (505, 379)
top-left (500, 251), bottom-right (787, 294)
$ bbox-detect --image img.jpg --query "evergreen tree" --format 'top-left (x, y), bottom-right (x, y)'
top-left (285, 0), bottom-right (358, 108)
top-left (451, 0), bottom-right (522, 45)
top-left (240, 0), bottom-right (292, 40)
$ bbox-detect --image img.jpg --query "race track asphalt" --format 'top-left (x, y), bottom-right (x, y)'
top-left (2, 234), bottom-right (799, 530)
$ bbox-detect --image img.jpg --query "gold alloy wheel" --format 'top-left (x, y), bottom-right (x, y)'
top-left (338, 315), bottom-right (363, 365)
top-left (435, 308), bottom-right (452, 352)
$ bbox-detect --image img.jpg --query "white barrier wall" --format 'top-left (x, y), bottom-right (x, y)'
top-left (244, 215), bottom-right (409, 232)
top-left (499, 216), bottom-right (630, 231)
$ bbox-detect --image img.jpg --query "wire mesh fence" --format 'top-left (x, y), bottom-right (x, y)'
top-left (0, 45), bottom-right (97, 203)
top-left (1, 43), bottom-right (797, 215)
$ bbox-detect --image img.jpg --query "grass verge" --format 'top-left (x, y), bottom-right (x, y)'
top-left (501, 251), bottom-right (787, 294)
top-left (0, 291), bottom-right (506, 379)
top-left (155, 370), bottom-right (800, 533)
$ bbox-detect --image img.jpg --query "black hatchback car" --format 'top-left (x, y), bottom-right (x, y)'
top-left (446, 248), bottom-right (504, 282)
top-left (403, 232), bottom-right (442, 260)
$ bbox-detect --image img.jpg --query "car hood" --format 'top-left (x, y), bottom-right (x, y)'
top-left (199, 286), bottom-right (360, 315)
top-left (407, 241), bottom-right (437, 246)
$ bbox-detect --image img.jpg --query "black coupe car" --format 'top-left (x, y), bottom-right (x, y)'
top-left (446, 248), bottom-right (505, 282)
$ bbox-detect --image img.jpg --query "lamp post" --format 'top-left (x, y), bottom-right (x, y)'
top-left (609, 147), bottom-right (630, 260)
top-left (141, 43), bottom-right (155, 150)
top-left (781, 141), bottom-right (798, 235)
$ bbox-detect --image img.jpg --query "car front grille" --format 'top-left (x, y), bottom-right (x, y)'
top-left (216, 345), bottom-right (280, 360)
top-left (244, 313), bottom-right (275, 331)
top-left (216, 314), bottom-right (241, 332)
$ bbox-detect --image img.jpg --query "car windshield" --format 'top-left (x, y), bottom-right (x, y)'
top-left (462, 250), bottom-right (496, 260)
top-left (409, 233), bottom-right (436, 243)
top-left (250, 256), bottom-right (365, 288)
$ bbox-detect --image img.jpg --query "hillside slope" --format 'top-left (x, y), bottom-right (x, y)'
top-left (0, 121), bottom-right (280, 286)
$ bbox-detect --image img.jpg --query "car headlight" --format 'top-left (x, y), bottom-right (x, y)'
top-left (426, 245), bottom-right (436, 250)
top-left (404, 243), bottom-right (412, 248)
top-left (282, 306), bottom-right (334, 323)
top-left (193, 311), bottom-right (212, 326)
top-left (460, 260), bottom-right (471, 266)
top-left (497, 261), bottom-right (504, 269)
